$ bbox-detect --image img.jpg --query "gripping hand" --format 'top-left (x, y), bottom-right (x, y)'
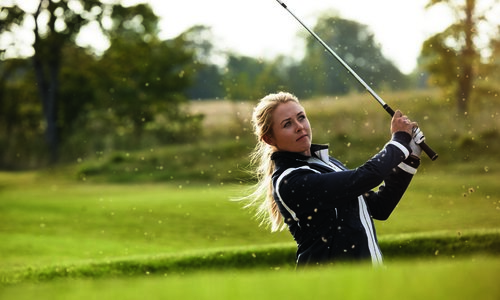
top-left (410, 127), bottom-right (425, 158)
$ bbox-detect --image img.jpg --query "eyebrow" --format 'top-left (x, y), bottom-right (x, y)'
top-left (280, 111), bottom-right (304, 126)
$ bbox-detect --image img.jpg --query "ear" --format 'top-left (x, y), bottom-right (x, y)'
top-left (262, 134), bottom-right (275, 146)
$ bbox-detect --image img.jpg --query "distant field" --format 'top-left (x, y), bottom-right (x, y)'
top-left (187, 90), bottom-right (500, 167)
top-left (76, 90), bottom-right (500, 183)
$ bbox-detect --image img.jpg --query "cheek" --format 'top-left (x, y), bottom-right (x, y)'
top-left (273, 128), bottom-right (293, 145)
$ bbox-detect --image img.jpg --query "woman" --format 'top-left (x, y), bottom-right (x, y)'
top-left (244, 91), bottom-right (424, 266)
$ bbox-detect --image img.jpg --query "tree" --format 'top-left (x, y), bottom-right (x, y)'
top-left (0, 1), bottom-right (198, 163)
top-left (94, 9), bottom-right (196, 145)
top-left (222, 54), bottom-right (267, 100)
top-left (182, 25), bottom-right (225, 100)
top-left (420, 0), bottom-right (500, 114)
top-left (0, 59), bottom-right (42, 168)
top-left (300, 14), bottom-right (408, 97)
top-left (1, 0), bottom-right (119, 163)
top-left (484, 32), bottom-right (500, 90)
top-left (254, 55), bottom-right (292, 97)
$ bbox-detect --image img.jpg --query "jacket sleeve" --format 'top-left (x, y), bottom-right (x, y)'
top-left (274, 132), bottom-right (413, 215)
top-left (364, 155), bottom-right (420, 220)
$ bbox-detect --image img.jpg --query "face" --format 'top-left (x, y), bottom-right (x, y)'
top-left (265, 101), bottom-right (312, 156)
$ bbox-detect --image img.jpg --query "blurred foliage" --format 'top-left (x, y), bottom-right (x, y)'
top-left (420, 0), bottom-right (500, 114)
top-left (0, 1), bottom-right (201, 168)
top-left (298, 14), bottom-right (409, 98)
top-left (1, 0), bottom-right (125, 163)
top-left (205, 14), bottom-right (410, 101)
top-left (222, 55), bottom-right (290, 101)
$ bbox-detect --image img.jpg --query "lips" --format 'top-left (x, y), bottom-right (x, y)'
top-left (296, 134), bottom-right (308, 141)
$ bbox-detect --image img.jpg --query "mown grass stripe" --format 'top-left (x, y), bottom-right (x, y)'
top-left (2, 230), bottom-right (499, 285)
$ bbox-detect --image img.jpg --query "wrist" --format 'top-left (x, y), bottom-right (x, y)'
top-left (398, 155), bottom-right (421, 175)
top-left (409, 154), bottom-right (421, 161)
top-left (392, 131), bottom-right (412, 144)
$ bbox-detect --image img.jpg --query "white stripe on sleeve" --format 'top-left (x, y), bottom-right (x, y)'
top-left (398, 162), bottom-right (417, 174)
top-left (387, 140), bottom-right (410, 158)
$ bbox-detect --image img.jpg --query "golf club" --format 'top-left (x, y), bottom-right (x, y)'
top-left (275, 0), bottom-right (438, 161)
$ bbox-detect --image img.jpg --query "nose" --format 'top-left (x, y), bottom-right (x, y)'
top-left (295, 120), bottom-right (304, 132)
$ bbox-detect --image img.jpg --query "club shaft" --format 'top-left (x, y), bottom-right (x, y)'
top-left (275, 0), bottom-right (438, 160)
top-left (276, 0), bottom-right (387, 108)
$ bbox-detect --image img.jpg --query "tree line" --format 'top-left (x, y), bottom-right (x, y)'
top-left (1, 0), bottom-right (499, 169)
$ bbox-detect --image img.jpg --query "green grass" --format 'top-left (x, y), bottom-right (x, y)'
top-left (2, 230), bottom-right (499, 285)
top-left (2, 257), bottom-right (500, 299)
top-left (0, 174), bottom-right (291, 271)
top-left (375, 166), bottom-right (500, 235)
top-left (1, 166), bottom-right (499, 286)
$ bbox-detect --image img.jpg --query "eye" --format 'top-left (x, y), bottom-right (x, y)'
top-left (283, 121), bottom-right (291, 128)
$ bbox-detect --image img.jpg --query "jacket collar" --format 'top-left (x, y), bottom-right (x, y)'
top-left (271, 144), bottom-right (330, 163)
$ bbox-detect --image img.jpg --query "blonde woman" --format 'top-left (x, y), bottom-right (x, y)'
top-left (245, 91), bottom-right (423, 267)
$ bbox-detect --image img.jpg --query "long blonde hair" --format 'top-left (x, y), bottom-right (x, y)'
top-left (243, 91), bottom-right (300, 232)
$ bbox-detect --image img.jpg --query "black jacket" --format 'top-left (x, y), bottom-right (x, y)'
top-left (271, 132), bottom-right (420, 266)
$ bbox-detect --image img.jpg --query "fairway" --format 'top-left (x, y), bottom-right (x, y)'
top-left (0, 173), bottom-right (290, 270)
top-left (1, 168), bottom-right (499, 270)
top-left (2, 257), bottom-right (500, 300)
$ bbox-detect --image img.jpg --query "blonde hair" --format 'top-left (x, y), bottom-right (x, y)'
top-left (243, 91), bottom-right (300, 232)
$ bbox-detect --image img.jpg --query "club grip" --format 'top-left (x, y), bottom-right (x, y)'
top-left (384, 105), bottom-right (395, 116)
top-left (383, 104), bottom-right (438, 161)
top-left (419, 141), bottom-right (439, 161)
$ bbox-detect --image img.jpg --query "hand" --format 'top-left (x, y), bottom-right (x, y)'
top-left (409, 139), bottom-right (421, 158)
top-left (391, 110), bottom-right (416, 135)
top-left (412, 127), bottom-right (425, 145)
top-left (409, 127), bottom-right (425, 158)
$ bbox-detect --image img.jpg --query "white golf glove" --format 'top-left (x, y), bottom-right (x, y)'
top-left (410, 127), bottom-right (425, 158)
top-left (412, 127), bottom-right (425, 145)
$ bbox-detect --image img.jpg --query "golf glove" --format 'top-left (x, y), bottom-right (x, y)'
top-left (409, 139), bottom-right (421, 158)
top-left (412, 127), bottom-right (425, 145)
top-left (410, 127), bottom-right (425, 158)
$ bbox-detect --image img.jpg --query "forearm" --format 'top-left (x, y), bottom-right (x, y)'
top-left (366, 156), bottom-right (420, 220)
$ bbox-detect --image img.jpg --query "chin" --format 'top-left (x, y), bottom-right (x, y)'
top-left (299, 146), bottom-right (311, 154)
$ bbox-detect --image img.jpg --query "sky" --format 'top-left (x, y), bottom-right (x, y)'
top-left (146, 0), bottom-right (454, 74)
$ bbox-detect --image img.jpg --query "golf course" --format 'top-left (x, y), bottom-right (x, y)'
top-left (1, 92), bottom-right (499, 299)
